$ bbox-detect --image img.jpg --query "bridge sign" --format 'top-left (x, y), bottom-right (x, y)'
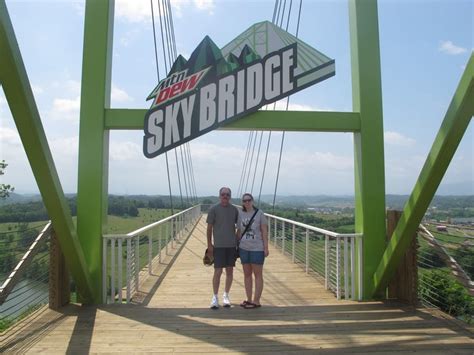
top-left (143, 21), bottom-right (335, 158)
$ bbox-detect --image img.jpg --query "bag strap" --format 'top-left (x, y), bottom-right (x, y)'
top-left (241, 208), bottom-right (259, 237)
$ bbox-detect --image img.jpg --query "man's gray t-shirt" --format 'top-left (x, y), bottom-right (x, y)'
top-left (206, 203), bottom-right (239, 248)
top-left (238, 209), bottom-right (268, 251)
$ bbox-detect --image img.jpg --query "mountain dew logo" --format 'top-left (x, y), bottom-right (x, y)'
top-left (144, 21), bottom-right (335, 158)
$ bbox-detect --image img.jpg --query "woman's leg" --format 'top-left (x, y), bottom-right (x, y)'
top-left (242, 263), bottom-right (253, 302)
top-left (252, 264), bottom-right (264, 305)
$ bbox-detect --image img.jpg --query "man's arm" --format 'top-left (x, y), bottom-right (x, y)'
top-left (207, 224), bottom-right (214, 255)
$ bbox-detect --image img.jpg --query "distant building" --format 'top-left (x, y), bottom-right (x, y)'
top-left (436, 225), bottom-right (448, 232)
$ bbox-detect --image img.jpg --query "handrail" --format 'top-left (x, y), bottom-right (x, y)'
top-left (264, 212), bottom-right (362, 239)
top-left (0, 222), bottom-right (52, 304)
top-left (103, 205), bottom-right (197, 239)
top-left (102, 205), bottom-right (201, 303)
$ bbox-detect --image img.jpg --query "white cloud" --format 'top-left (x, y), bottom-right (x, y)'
top-left (115, 0), bottom-right (215, 23)
top-left (110, 141), bottom-right (142, 161)
top-left (31, 84), bottom-right (44, 96)
top-left (111, 84), bottom-right (134, 104)
top-left (438, 40), bottom-right (467, 55)
top-left (0, 127), bottom-right (21, 146)
top-left (270, 100), bottom-right (333, 112)
top-left (384, 131), bottom-right (416, 147)
top-left (52, 96), bottom-right (80, 119)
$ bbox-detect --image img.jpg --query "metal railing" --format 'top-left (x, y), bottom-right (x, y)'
top-left (417, 224), bottom-right (473, 323)
top-left (102, 205), bottom-right (200, 304)
top-left (0, 222), bottom-right (51, 330)
top-left (264, 213), bottom-right (363, 300)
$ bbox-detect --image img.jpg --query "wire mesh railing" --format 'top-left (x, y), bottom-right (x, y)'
top-left (417, 224), bottom-right (473, 323)
top-left (0, 222), bottom-right (51, 331)
top-left (265, 213), bottom-right (363, 300)
top-left (102, 205), bottom-right (201, 304)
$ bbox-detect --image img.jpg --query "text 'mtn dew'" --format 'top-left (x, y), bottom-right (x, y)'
top-left (144, 45), bottom-right (296, 158)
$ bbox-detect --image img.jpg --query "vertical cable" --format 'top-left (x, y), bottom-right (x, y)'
top-left (238, 132), bottom-right (253, 197)
top-left (151, 0), bottom-right (173, 213)
top-left (258, 132), bottom-right (272, 206)
top-left (244, 131), bottom-right (258, 193)
top-left (251, 131), bottom-right (264, 194)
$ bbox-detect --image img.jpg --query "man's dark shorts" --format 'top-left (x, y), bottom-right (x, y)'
top-left (214, 247), bottom-right (236, 268)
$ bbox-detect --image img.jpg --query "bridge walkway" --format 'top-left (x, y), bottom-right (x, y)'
top-left (1, 216), bottom-right (473, 353)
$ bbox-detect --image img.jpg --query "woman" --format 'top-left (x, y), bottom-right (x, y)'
top-left (237, 193), bottom-right (269, 309)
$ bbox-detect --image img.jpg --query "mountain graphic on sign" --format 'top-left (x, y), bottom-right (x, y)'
top-left (167, 36), bottom-right (261, 78)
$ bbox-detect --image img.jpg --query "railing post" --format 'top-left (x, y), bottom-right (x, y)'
top-left (351, 237), bottom-right (355, 300)
top-left (126, 239), bottom-right (131, 303)
top-left (325, 235), bottom-right (329, 290)
top-left (135, 238), bottom-right (139, 293)
top-left (274, 219), bottom-right (277, 247)
top-left (166, 221), bottom-right (169, 255)
top-left (148, 232), bottom-right (152, 275)
top-left (336, 238), bottom-right (340, 300)
top-left (158, 225), bottom-right (162, 263)
top-left (344, 237), bottom-right (349, 300)
top-left (102, 238), bottom-right (107, 304)
top-left (110, 238), bottom-right (115, 303)
top-left (292, 224), bottom-right (295, 262)
top-left (282, 221), bottom-right (285, 254)
top-left (358, 236), bottom-right (363, 301)
top-left (305, 229), bottom-right (309, 273)
top-left (118, 239), bottom-right (122, 304)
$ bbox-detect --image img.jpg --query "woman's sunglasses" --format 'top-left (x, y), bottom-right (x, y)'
top-left (242, 199), bottom-right (252, 202)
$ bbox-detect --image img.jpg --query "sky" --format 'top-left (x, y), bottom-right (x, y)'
top-left (0, 0), bottom-right (472, 198)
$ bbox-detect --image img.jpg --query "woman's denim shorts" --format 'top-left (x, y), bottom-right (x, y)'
top-left (239, 248), bottom-right (265, 265)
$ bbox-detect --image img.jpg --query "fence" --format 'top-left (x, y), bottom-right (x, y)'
top-left (102, 205), bottom-right (200, 304)
top-left (0, 222), bottom-right (51, 331)
top-left (417, 224), bottom-right (473, 323)
top-left (264, 213), bottom-right (363, 300)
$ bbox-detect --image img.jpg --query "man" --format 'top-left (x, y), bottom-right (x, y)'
top-left (206, 187), bottom-right (239, 309)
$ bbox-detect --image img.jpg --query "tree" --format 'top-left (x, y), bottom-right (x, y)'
top-left (0, 160), bottom-right (14, 199)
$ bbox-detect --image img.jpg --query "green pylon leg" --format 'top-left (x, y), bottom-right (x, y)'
top-left (349, 0), bottom-right (387, 299)
top-left (76, 0), bottom-right (114, 303)
top-left (373, 55), bottom-right (474, 296)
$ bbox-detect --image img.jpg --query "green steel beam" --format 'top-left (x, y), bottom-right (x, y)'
top-left (0, 1), bottom-right (93, 302)
top-left (373, 55), bottom-right (474, 296)
top-left (105, 108), bottom-right (361, 132)
top-left (76, 0), bottom-right (114, 303)
top-left (349, 0), bottom-right (386, 298)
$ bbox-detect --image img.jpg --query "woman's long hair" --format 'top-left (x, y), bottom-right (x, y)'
top-left (241, 193), bottom-right (254, 212)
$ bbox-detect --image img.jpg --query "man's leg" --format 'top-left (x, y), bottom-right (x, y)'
top-left (213, 268), bottom-right (223, 295)
top-left (224, 266), bottom-right (233, 293)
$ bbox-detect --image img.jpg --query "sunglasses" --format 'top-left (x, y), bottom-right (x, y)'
top-left (242, 199), bottom-right (252, 202)
top-left (220, 193), bottom-right (231, 197)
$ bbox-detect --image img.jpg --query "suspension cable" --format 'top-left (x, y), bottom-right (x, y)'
top-left (272, 0), bottom-right (303, 211)
top-left (165, 0), bottom-right (198, 203)
top-left (237, 132), bottom-right (253, 197)
top-left (251, 131), bottom-right (264, 194)
top-left (244, 130), bottom-right (258, 193)
top-left (150, 0), bottom-right (173, 213)
top-left (257, 132), bottom-right (272, 206)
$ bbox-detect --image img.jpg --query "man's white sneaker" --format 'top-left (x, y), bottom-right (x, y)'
top-left (210, 295), bottom-right (219, 309)
top-left (223, 293), bottom-right (231, 308)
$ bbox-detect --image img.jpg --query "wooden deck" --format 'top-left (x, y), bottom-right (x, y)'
top-left (1, 216), bottom-right (473, 354)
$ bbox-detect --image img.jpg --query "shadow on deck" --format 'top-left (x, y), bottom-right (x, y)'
top-left (1, 217), bottom-right (473, 353)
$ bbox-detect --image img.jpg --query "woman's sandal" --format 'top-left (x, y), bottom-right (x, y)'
top-left (243, 302), bottom-right (261, 309)
top-left (240, 300), bottom-right (251, 307)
